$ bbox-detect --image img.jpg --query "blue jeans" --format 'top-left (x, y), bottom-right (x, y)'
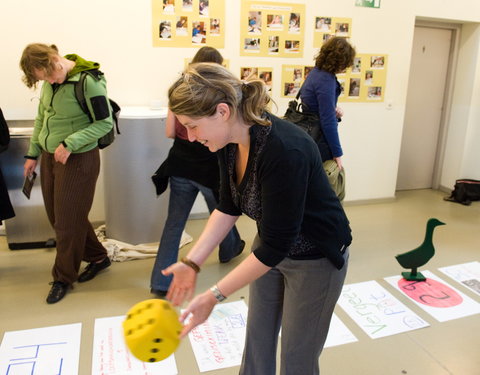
top-left (150, 176), bottom-right (242, 291)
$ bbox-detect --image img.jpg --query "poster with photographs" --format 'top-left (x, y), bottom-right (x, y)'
top-left (281, 65), bottom-right (314, 98)
top-left (152, 0), bottom-right (225, 48)
top-left (313, 17), bottom-right (352, 47)
top-left (281, 54), bottom-right (387, 102)
top-left (241, 1), bottom-right (305, 58)
top-left (240, 67), bottom-right (273, 92)
top-left (338, 53), bottom-right (388, 102)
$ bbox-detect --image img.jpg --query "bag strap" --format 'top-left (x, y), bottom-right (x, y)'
top-left (74, 69), bottom-right (105, 124)
top-left (295, 81), bottom-right (306, 100)
top-left (73, 70), bottom-right (120, 135)
top-left (74, 72), bottom-right (93, 123)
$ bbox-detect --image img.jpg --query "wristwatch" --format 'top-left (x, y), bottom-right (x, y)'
top-left (210, 284), bottom-right (227, 302)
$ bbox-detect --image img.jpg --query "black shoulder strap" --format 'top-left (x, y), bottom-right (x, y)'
top-left (296, 84), bottom-right (303, 100)
top-left (73, 69), bottom-right (104, 124)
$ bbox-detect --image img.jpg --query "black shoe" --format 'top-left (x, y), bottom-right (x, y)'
top-left (78, 257), bottom-right (111, 283)
top-left (151, 288), bottom-right (168, 299)
top-left (46, 281), bottom-right (69, 304)
top-left (220, 240), bottom-right (246, 263)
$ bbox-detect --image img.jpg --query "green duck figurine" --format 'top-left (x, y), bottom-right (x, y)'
top-left (395, 218), bottom-right (446, 281)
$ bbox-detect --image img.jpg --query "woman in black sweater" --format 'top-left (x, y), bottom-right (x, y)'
top-left (150, 47), bottom-right (244, 298)
top-left (163, 63), bottom-right (352, 375)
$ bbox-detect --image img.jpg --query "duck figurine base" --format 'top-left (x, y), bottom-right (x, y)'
top-left (401, 270), bottom-right (426, 281)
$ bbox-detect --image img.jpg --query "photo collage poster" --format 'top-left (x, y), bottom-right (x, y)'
top-left (240, 1), bottom-right (305, 58)
top-left (152, 0), bottom-right (225, 48)
top-left (338, 53), bottom-right (387, 102)
top-left (281, 53), bottom-right (387, 102)
top-left (240, 66), bottom-right (273, 92)
top-left (313, 17), bottom-right (352, 48)
top-left (281, 64), bottom-right (313, 98)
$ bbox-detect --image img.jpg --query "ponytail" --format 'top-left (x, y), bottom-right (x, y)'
top-left (240, 80), bottom-right (271, 126)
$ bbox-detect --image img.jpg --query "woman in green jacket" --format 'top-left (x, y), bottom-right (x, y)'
top-left (20, 43), bottom-right (113, 304)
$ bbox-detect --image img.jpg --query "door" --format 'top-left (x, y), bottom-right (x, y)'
top-left (396, 26), bottom-right (452, 190)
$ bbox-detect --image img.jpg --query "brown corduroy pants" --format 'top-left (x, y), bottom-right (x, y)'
top-left (40, 148), bottom-right (107, 285)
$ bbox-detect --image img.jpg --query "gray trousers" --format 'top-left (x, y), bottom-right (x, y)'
top-left (239, 239), bottom-right (349, 375)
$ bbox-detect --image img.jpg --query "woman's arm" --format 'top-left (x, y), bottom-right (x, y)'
top-left (162, 209), bottom-right (239, 305)
top-left (63, 74), bottom-right (113, 151)
top-left (26, 86), bottom-right (46, 159)
top-left (178, 253), bottom-right (270, 338)
top-left (314, 75), bottom-right (343, 158)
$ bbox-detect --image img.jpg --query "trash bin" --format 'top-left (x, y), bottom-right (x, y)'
top-left (0, 127), bottom-right (55, 250)
top-left (102, 107), bottom-right (172, 245)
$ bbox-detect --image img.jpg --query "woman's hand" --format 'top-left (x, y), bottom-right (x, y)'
top-left (335, 106), bottom-right (344, 119)
top-left (54, 144), bottom-right (71, 165)
top-left (23, 159), bottom-right (37, 177)
top-left (334, 156), bottom-right (343, 170)
top-left (179, 290), bottom-right (217, 338)
top-left (162, 262), bottom-right (197, 306)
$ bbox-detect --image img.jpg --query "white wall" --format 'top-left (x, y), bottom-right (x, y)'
top-left (1, 0), bottom-right (479, 221)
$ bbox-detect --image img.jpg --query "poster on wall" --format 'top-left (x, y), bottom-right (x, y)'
top-left (339, 53), bottom-right (387, 102)
top-left (240, 66), bottom-right (273, 92)
top-left (280, 64), bottom-right (313, 98)
top-left (281, 55), bottom-right (387, 102)
top-left (240, 1), bottom-right (305, 58)
top-left (313, 17), bottom-right (352, 48)
top-left (355, 0), bottom-right (381, 8)
top-left (152, 0), bottom-right (225, 48)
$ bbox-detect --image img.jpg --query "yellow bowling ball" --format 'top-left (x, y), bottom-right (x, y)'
top-left (123, 299), bottom-right (182, 362)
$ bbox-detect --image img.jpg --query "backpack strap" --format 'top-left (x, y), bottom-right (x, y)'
top-left (73, 69), bottom-right (104, 124)
top-left (73, 69), bottom-right (120, 135)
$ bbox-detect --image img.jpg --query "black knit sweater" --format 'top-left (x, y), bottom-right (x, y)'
top-left (217, 113), bottom-right (352, 269)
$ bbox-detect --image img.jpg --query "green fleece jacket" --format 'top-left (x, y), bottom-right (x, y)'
top-left (26, 54), bottom-right (113, 157)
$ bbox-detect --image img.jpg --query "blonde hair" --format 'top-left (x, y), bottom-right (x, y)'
top-left (168, 63), bottom-right (271, 126)
top-left (20, 43), bottom-right (59, 88)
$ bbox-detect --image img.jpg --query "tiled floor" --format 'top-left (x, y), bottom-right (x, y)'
top-left (0, 189), bottom-right (479, 374)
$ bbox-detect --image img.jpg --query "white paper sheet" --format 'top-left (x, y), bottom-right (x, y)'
top-left (0, 323), bottom-right (81, 375)
top-left (385, 270), bottom-right (480, 322)
top-left (337, 280), bottom-right (429, 339)
top-left (324, 313), bottom-right (358, 348)
top-left (91, 316), bottom-right (177, 375)
top-left (438, 261), bottom-right (480, 296)
top-left (188, 300), bottom-right (248, 372)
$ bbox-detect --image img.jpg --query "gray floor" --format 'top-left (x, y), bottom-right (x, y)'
top-left (0, 189), bottom-right (479, 374)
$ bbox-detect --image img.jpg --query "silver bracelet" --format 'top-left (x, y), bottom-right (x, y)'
top-left (210, 284), bottom-right (227, 302)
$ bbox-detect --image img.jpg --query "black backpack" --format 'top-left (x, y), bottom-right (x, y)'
top-left (444, 179), bottom-right (480, 206)
top-left (74, 69), bottom-right (121, 149)
top-left (0, 107), bottom-right (10, 154)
